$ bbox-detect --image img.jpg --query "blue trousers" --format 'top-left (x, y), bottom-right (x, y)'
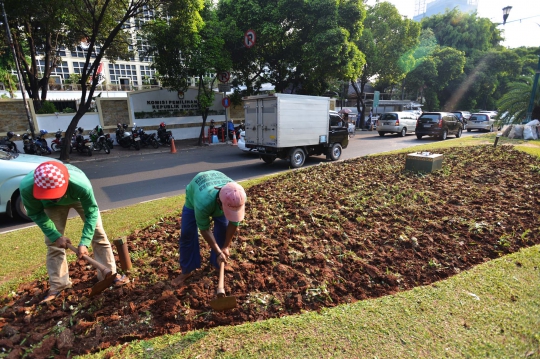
top-left (179, 206), bottom-right (228, 274)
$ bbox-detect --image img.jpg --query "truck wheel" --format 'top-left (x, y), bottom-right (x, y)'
top-left (329, 143), bottom-right (342, 161)
top-left (289, 148), bottom-right (306, 168)
top-left (261, 155), bottom-right (275, 164)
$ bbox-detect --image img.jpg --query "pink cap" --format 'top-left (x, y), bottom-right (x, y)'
top-left (219, 182), bottom-right (246, 222)
top-left (33, 161), bottom-right (70, 200)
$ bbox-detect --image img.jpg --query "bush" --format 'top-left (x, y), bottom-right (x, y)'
top-left (35, 101), bottom-right (58, 114)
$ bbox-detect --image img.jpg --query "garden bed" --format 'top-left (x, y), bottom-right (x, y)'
top-left (0, 145), bottom-right (539, 358)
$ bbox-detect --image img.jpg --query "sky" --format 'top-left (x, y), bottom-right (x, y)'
top-left (365, 0), bottom-right (540, 48)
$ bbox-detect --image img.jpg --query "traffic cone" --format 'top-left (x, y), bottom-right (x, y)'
top-left (170, 138), bottom-right (177, 153)
top-left (231, 132), bottom-right (238, 146)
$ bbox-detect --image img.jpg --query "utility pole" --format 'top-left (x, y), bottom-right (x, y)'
top-left (1, 1), bottom-right (36, 137)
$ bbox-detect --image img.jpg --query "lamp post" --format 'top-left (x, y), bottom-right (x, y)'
top-left (502, 6), bottom-right (512, 25)
top-left (0, 0), bottom-right (35, 137)
top-left (502, 5), bottom-right (539, 123)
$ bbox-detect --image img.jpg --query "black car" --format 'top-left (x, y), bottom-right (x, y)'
top-left (450, 111), bottom-right (471, 129)
top-left (415, 112), bottom-right (463, 140)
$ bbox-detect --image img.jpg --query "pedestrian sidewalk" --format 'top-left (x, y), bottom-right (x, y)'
top-left (47, 137), bottom-right (233, 163)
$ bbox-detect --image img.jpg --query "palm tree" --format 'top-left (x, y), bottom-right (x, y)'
top-left (497, 76), bottom-right (540, 124)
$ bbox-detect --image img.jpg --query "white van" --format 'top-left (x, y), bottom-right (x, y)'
top-left (377, 112), bottom-right (418, 137)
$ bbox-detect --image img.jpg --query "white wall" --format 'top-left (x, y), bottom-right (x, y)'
top-left (35, 113), bottom-right (100, 133)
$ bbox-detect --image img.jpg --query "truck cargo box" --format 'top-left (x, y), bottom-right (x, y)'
top-left (243, 94), bottom-right (330, 148)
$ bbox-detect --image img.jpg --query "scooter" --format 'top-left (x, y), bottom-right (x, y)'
top-left (89, 125), bottom-right (113, 154)
top-left (0, 132), bottom-right (20, 153)
top-left (116, 123), bottom-right (140, 150)
top-left (22, 131), bottom-right (49, 156)
top-left (73, 127), bottom-right (93, 156)
top-left (135, 126), bottom-right (159, 149)
top-left (157, 124), bottom-right (173, 146)
top-left (34, 130), bottom-right (52, 155)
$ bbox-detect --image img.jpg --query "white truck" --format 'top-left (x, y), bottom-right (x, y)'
top-left (243, 93), bottom-right (349, 168)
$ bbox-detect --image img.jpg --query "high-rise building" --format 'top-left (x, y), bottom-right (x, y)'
top-left (414, 0), bottom-right (478, 21)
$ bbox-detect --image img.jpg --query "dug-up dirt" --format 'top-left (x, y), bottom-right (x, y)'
top-left (0, 145), bottom-right (539, 358)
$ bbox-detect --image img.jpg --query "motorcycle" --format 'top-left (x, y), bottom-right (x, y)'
top-left (22, 131), bottom-right (49, 156)
top-left (134, 125), bottom-right (159, 149)
top-left (116, 123), bottom-right (140, 150)
top-left (157, 124), bottom-right (173, 146)
top-left (234, 121), bottom-right (245, 140)
top-left (0, 132), bottom-right (20, 153)
top-left (348, 122), bottom-right (356, 138)
top-left (89, 125), bottom-right (113, 154)
top-left (73, 128), bottom-right (93, 156)
top-left (51, 130), bottom-right (73, 153)
top-left (34, 130), bottom-right (52, 155)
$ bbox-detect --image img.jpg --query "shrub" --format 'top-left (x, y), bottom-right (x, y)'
top-left (36, 101), bottom-right (58, 114)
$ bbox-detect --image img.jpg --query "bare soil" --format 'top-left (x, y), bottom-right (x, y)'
top-left (1, 145), bottom-right (539, 358)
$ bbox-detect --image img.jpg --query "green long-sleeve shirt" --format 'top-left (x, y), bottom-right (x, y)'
top-left (19, 164), bottom-right (99, 247)
top-left (185, 171), bottom-right (239, 230)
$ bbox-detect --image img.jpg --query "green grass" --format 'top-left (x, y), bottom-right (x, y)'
top-left (82, 246), bottom-right (540, 358)
top-left (2, 133), bottom-right (539, 358)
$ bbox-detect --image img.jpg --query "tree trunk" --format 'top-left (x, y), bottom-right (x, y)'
top-left (59, 110), bottom-right (85, 162)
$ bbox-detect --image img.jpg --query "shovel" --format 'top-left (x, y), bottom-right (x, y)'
top-left (66, 243), bottom-right (116, 297)
top-left (209, 261), bottom-right (237, 311)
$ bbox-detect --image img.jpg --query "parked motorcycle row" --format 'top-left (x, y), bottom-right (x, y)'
top-left (2, 123), bottom-right (174, 157)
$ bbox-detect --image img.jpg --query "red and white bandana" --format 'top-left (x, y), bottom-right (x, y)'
top-left (33, 161), bottom-right (70, 200)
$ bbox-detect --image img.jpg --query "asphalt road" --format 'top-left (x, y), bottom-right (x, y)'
top-left (1, 130), bottom-right (478, 233)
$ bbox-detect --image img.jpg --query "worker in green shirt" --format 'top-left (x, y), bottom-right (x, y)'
top-left (20, 161), bottom-right (128, 303)
top-left (172, 170), bottom-right (246, 286)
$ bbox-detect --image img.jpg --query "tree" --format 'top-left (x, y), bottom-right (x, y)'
top-left (420, 8), bottom-right (503, 57)
top-left (497, 76), bottom-right (540, 124)
top-left (351, 2), bottom-right (420, 126)
top-left (52, 0), bottom-right (176, 161)
top-left (145, 0), bottom-right (231, 146)
top-left (2, 0), bottom-right (71, 110)
top-left (217, 0), bottom-right (365, 96)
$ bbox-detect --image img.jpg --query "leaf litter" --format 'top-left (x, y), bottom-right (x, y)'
top-left (0, 145), bottom-right (539, 357)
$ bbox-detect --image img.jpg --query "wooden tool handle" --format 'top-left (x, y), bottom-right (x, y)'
top-left (217, 260), bottom-right (225, 297)
top-left (66, 243), bottom-right (111, 276)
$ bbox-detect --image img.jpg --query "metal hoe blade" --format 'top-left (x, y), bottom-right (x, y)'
top-left (210, 261), bottom-right (237, 311)
top-left (210, 294), bottom-right (237, 311)
top-left (89, 271), bottom-right (116, 297)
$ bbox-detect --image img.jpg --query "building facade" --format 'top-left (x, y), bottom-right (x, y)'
top-left (414, 0), bottom-right (478, 21)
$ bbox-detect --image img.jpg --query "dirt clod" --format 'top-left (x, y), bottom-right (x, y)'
top-left (0, 146), bottom-right (539, 357)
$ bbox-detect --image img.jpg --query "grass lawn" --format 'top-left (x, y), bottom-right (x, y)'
top-left (1, 132), bottom-right (539, 358)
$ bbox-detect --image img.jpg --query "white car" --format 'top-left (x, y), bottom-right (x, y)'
top-left (467, 113), bottom-right (495, 132)
top-left (237, 130), bottom-right (258, 153)
top-left (377, 112), bottom-right (418, 137)
top-left (0, 150), bottom-right (62, 221)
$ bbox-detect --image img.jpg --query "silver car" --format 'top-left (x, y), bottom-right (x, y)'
top-left (0, 150), bottom-right (61, 221)
top-left (377, 112), bottom-right (418, 137)
top-left (467, 113), bottom-right (495, 132)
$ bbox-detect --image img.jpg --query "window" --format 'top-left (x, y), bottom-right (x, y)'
top-left (108, 63), bottom-right (138, 85)
top-left (38, 60), bottom-right (69, 79)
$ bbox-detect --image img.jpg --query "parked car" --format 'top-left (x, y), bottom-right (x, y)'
top-left (466, 113), bottom-right (496, 132)
top-left (450, 111), bottom-right (471, 129)
top-left (478, 110), bottom-right (498, 118)
top-left (0, 149), bottom-right (62, 221)
top-left (415, 112), bottom-right (463, 140)
top-left (377, 112), bottom-right (418, 137)
top-left (403, 109), bottom-right (422, 120)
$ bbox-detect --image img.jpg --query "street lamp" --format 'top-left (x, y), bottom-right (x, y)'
top-left (0, 0), bottom-right (36, 137)
top-left (502, 6), bottom-right (512, 25)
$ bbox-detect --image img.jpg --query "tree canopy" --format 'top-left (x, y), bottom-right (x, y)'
top-left (217, 0), bottom-right (366, 96)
